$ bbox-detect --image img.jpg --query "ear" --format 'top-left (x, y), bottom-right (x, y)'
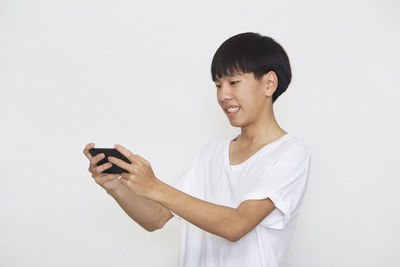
top-left (262, 71), bottom-right (278, 97)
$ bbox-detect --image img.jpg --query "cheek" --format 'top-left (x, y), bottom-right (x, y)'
top-left (238, 94), bottom-right (254, 108)
top-left (241, 97), bottom-right (263, 114)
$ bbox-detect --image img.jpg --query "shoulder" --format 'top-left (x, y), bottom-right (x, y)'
top-left (275, 134), bottom-right (311, 166)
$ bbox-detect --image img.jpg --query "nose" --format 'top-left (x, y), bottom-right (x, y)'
top-left (217, 83), bottom-right (233, 102)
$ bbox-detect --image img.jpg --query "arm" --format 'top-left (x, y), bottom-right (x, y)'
top-left (108, 144), bottom-right (276, 241)
top-left (107, 182), bottom-right (173, 232)
top-left (152, 179), bottom-right (276, 242)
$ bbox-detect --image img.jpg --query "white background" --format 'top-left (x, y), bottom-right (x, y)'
top-left (1, 0), bottom-right (399, 266)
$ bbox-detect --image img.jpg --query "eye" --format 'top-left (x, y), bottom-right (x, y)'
top-left (230, 81), bottom-right (239, 85)
top-left (216, 84), bottom-right (221, 89)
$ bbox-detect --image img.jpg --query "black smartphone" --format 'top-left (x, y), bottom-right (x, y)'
top-left (89, 148), bottom-right (131, 174)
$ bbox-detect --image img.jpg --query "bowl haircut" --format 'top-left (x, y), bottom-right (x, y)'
top-left (211, 32), bottom-right (292, 104)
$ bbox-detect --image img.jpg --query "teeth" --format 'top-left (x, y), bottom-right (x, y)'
top-left (227, 107), bottom-right (240, 113)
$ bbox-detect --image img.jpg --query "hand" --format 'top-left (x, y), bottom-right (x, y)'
top-left (83, 143), bottom-right (122, 194)
top-left (108, 144), bottom-right (160, 199)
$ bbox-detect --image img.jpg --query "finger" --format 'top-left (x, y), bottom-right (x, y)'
top-left (120, 172), bottom-right (129, 179)
top-left (114, 144), bottom-right (141, 165)
top-left (120, 172), bottom-right (136, 184)
top-left (108, 156), bottom-right (133, 173)
top-left (92, 162), bottom-right (113, 177)
top-left (120, 172), bottom-right (133, 180)
top-left (119, 177), bottom-right (127, 186)
top-left (95, 173), bottom-right (120, 185)
top-left (89, 153), bottom-right (106, 171)
top-left (132, 153), bottom-right (150, 166)
top-left (119, 176), bottom-right (132, 188)
top-left (119, 175), bottom-right (127, 183)
top-left (83, 143), bottom-right (96, 160)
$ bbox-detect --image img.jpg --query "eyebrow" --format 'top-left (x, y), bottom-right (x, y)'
top-left (215, 72), bottom-right (243, 82)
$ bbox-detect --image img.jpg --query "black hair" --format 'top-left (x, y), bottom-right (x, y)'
top-left (211, 32), bottom-right (292, 104)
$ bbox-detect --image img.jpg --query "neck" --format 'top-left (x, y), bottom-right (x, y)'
top-left (237, 105), bottom-right (286, 146)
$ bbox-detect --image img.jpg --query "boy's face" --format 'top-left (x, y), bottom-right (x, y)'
top-left (214, 71), bottom-right (276, 127)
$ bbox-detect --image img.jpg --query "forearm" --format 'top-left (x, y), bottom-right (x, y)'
top-left (152, 180), bottom-right (243, 241)
top-left (108, 183), bottom-right (169, 231)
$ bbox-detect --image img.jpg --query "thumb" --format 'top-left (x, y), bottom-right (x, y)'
top-left (95, 173), bottom-right (120, 185)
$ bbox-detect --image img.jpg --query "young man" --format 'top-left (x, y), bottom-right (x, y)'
top-left (83, 32), bottom-right (311, 267)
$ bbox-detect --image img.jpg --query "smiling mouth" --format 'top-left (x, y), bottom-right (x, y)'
top-left (225, 107), bottom-right (240, 118)
top-left (226, 107), bottom-right (240, 113)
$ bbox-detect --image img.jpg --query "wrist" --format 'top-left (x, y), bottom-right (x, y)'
top-left (149, 178), bottom-right (168, 203)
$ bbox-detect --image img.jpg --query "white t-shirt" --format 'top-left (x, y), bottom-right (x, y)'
top-left (171, 133), bottom-right (311, 267)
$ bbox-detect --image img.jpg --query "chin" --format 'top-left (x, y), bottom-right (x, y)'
top-left (228, 120), bottom-right (243, 127)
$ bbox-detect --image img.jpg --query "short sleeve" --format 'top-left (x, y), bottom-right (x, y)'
top-left (240, 147), bottom-right (311, 230)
